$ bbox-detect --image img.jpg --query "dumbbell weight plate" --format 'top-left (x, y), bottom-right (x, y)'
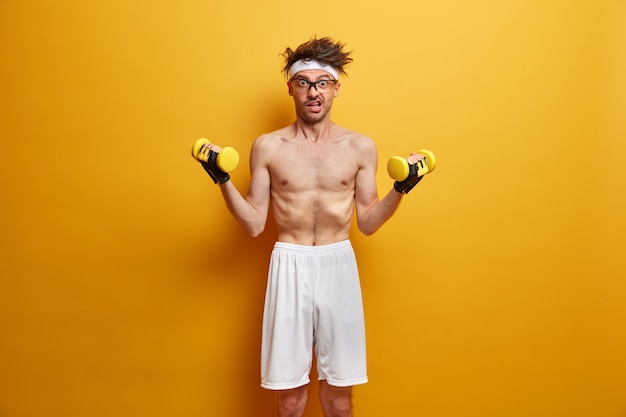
top-left (216, 147), bottom-right (240, 173)
top-left (417, 149), bottom-right (436, 173)
top-left (387, 156), bottom-right (411, 181)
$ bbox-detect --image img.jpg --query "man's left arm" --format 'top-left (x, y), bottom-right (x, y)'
top-left (354, 138), bottom-right (405, 236)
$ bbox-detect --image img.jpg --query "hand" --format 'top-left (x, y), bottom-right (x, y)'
top-left (191, 138), bottom-right (240, 184)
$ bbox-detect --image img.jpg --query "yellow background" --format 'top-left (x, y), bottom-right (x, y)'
top-left (1, 0), bottom-right (625, 416)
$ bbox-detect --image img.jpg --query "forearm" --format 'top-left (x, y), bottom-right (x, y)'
top-left (219, 181), bottom-right (267, 237)
top-left (357, 187), bottom-right (403, 236)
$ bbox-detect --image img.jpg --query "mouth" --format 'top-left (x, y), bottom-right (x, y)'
top-left (306, 100), bottom-right (322, 111)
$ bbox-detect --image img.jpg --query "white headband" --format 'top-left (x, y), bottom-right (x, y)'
top-left (288, 59), bottom-right (339, 80)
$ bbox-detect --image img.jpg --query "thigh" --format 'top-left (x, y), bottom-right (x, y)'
top-left (314, 247), bottom-right (367, 386)
top-left (261, 249), bottom-right (315, 390)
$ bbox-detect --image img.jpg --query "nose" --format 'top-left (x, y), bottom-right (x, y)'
top-left (307, 83), bottom-right (319, 96)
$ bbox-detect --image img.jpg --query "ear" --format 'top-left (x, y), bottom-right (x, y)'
top-left (287, 81), bottom-right (294, 96)
top-left (333, 81), bottom-right (341, 97)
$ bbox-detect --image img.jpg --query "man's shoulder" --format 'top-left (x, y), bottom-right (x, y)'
top-left (342, 128), bottom-right (375, 148)
top-left (251, 128), bottom-right (290, 155)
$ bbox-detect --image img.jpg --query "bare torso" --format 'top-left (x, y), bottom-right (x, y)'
top-left (259, 123), bottom-right (370, 246)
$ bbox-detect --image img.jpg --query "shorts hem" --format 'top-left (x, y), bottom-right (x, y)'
top-left (261, 377), bottom-right (310, 391)
top-left (321, 376), bottom-right (369, 387)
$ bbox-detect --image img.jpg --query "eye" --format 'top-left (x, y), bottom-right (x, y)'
top-left (297, 79), bottom-right (308, 87)
top-left (318, 80), bottom-right (328, 88)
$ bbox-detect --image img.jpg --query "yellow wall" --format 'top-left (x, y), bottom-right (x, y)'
top-left (1, 0), bottom-right (624, 416)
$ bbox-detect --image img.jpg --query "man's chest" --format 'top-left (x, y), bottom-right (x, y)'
top-left (270, 142), bottom-right (358, 191)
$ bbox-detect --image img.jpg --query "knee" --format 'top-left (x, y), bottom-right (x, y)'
top-left (327, 398), bottom-right (352, 417)
top-left (325, 396), bottom-right (352, 416)
top-left (276, 387), bottom-right (307, 417)
top-left (320, 384), bottom-right (353, 417)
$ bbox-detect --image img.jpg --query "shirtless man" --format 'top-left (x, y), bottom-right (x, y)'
top-left (198, 37), bottom-right (425, 417)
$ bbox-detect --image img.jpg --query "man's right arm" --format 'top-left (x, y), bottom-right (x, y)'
top-left (218, 136), bottom-right (272, 237)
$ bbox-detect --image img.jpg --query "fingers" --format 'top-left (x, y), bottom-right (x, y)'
top-left (205, 143), bottom-right (222, 153)
top-left (191, 138), bottom-right (240, 176)
top-left (191, 138), bottom-right (223, 159)
top-left (406, 152), bottom-right (425, 165)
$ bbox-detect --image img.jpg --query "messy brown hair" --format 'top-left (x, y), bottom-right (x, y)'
top-left (281, 36), bottom-right (353, 78)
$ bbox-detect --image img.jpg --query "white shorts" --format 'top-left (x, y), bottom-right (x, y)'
top-left (260, 240), bottom-right (368, 390)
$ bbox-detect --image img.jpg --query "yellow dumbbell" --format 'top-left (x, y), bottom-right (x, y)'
top-left (387, 149), bottom-right (436, 181)
top-left (191, 138), bottom-right (240, 173)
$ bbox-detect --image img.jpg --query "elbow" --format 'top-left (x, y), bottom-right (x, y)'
top-left (238, 212), bottom-right (268, 237)
top-left (249, 229), bottom-right (264, 238)
top-left (358, 223), bottom-right (378, 236)
top-left (246, 223), bottom-right (265, 238)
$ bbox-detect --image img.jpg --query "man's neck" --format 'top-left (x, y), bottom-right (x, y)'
top-left (293, 118), bottom-right (335, 142)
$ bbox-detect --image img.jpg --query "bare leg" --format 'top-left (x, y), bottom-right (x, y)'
top-left (275, 385), bottom-right (308, 417)
top-left (319, 381), bottom-right (353, 417)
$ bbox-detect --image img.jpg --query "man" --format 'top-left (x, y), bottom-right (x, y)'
top-left (198, 37), bottom-right (426, 417)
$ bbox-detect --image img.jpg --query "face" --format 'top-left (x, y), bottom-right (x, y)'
top-left (287, 69), bottom-right (340, 124)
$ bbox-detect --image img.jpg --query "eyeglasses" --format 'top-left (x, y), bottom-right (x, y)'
top-left (290, 78), bottom-right (337, 91)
